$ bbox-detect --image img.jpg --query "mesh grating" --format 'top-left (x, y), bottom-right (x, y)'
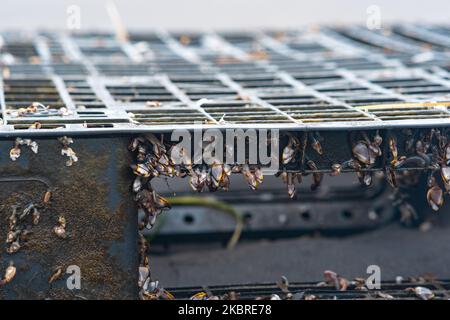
top-left (167, 279), bottom-right (450, 300)
top-left (1, 25), bottom-right (450, 134)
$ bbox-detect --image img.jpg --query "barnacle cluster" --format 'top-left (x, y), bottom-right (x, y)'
top-left (7, 136), bottom-right (78, 167)
top-left (343, 131), bottom-right (383, 186)
top-left (137, 272), bottom-right (439, 300)
top-left (2, 188), bottom-right (67, 287)
top-left (6, 203), bottom-right (41, 254)
top-left (2, 200), bottom-right (38, 286)
top-left (1, 136), bottom-right (78, 288)
top-left (384, 129), bottom-right (450, 211)
top-left (138, 233), bottom-right (174, 300)
top-left (129, 134), bottom-right (265, 230)
top-left (130, 133), bottom-right (267, 299)
top-left (280, 129), bottom-right (450, 211)
top-left (129, 129), bottom-right (450, 299)
top-left (53, 216), bottom-right (67, 239)
top-left (9, 137), bottom-right (38, 161)
top-left (6, 102), bottom-right (73, 118)
top-left (58, 136), bottom-right (78, 167)
top-left (279, 133), bottom-right (324, 198)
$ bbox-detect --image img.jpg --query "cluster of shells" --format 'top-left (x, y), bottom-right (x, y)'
top-left (136, 269), bottom-right (437, 300)
top-left (1, 136), bottom-right (78, 288)
top-left (6, 202), bottom-right (42, 255)
top-left (129, 129), bottom-right (450, 298)
top-left (282, 129), bottom-right (450, 212)
top-left (8, 136), bottom-right (78, 167)
top-left (6, 102), bottom-right (73, 118)
top-left (129, 134), bottom-right (268, 231)
top-left (130, 129), bottom-right (450, 230)
top-left (130, 134), bottom-right (268, 299)
top-left (1, 189), bottom-right (69, 287)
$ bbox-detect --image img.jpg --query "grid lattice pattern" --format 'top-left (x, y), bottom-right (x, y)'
top-left (1, 25), bottom-right (450, 134)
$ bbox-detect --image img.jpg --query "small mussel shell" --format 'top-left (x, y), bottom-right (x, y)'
top-left (352, 142), bottom-right (370, 165)
top-left (427, 186), bottom-right (444, 211)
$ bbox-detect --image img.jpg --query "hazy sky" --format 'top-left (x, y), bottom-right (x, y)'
top-left (1, 0), bottom-right (449, 31)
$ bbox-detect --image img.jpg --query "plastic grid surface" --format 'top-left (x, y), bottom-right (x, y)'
top-left (1, 25), bottom-right (450, 135)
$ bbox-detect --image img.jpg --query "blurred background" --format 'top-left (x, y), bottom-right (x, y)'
top-left (0, 0), bottom-right (449, 31)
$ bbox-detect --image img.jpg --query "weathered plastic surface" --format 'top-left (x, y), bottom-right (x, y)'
top-left (0, 135), bottom-right (138, 299)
